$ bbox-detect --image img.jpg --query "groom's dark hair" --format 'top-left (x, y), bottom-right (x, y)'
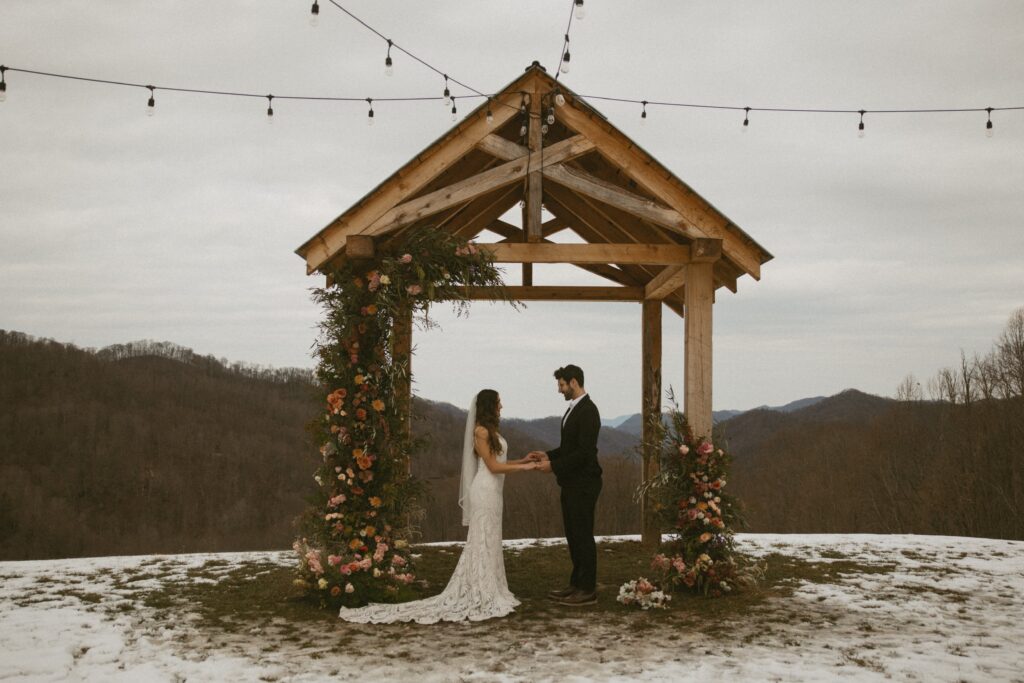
top-left (554, 364), bottom-right (584, 388)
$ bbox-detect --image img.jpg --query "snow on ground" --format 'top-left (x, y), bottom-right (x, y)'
top-left (1, 534), bottom-right (1023, 682)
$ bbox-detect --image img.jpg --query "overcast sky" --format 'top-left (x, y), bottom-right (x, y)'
top-left (2, 1), bottom-right (1022, 420)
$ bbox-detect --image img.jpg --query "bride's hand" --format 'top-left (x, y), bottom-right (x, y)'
top-left (521, 461), bottom-right (539, 471)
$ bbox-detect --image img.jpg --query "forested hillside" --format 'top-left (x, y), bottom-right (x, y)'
top-left (2, 307), bottom-right (1022, 559)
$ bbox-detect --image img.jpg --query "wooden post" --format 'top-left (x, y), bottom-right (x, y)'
top-left (392, 303), bottom-right (413, 473)
top-left (684, 262), bottom-right (714, 439)
top-left (522, 91), bottom-right (543, 285)
top-left (641, 299), bottom-right (662, 548)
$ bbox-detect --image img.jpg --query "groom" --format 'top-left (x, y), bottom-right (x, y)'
top-left (527, 364), bottom-right (603, 606)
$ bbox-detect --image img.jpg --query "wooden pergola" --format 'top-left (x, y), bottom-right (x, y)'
top-left (296, 63), bottom-right (772, 546)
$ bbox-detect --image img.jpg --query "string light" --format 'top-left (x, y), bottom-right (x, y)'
top-left (384, 39), bottom-right (394, 77)
top-left (554, 90), bottom-right (566, 107)
top-left (640, 100), bottom-right (647, 125)
top-left (367, 97), bottom-right (374, 126)
top-left (546, 106), bottom-right (555, 125)
top-left (145, 85), bottom-right (155, 116)
top-left (575, 0), bottom-right (585, 20)
top-left (450, 96), bottom-right (457, 121)
top-left (742, 106), bottom-right (750, 132)
top-left (0, 65), bottom-right (7, 102)
top-left (986, 107), bottom-right (994, 138)
top-left (858, 109), bottom-right (866, 138)
top-left (442, 75), bottom-right (451, 108)
top-left (266, 94), bottom-right (274, 123)
top-left (310, 1), bottom-right (320, 27)
top-left (486, 98), bottom-right (494, 125)
top-left (561, 39), bottom-right (572, 75)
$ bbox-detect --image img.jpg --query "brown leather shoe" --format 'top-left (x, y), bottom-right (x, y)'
top-left (547, 586), bottom-right (576, 600)
top-left (557, 590), bottom-right (597, 606)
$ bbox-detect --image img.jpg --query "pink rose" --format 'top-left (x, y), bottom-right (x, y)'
top-left (327, 554), bottom-right (342, 566)
top-left (305, 550), bottom-right (324, 576)
top-left (672, 557), bottom-right (687, 573)
top-left (406, 284), bottom-right (423, 295)
top-left (698, 442), bottom-right (713, 455)
top-left (401, 253), bottom-right (412, 263)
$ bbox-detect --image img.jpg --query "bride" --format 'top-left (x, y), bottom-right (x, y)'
top-left (338, 389), bottom-right (539, 624)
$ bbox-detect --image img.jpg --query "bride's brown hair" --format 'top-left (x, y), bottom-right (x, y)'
top-left (475, 389), bottom-right (503, 455)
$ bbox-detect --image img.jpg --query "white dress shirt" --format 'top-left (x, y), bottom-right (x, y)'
top-left (562, 392), bottom-right (588, 427)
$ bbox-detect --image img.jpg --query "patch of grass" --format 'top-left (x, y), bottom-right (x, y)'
top-left (122, 540), bottom-right (906, 644)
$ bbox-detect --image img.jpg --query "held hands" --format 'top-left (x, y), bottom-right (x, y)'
top-left (525, 451), bottom-right (549, 463)
top-left (522, 451), bottom-right (551, 473)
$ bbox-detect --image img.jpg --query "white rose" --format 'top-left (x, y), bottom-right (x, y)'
top-left (379, 275), bottom-right (391, 285)
top-left (688, 497), bottom-right (696, 504)
top-left (317, 578), bottom-right (328, 590)
top-left (373, 568), bottom-right (382, 578)
top-left (345, 583), bottom-right (354, 593)
top-left (714, 496), bottom-right (721, 503)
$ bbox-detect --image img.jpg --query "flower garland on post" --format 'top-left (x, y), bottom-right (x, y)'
top-left (626, 391), bottom-right (760, 602)
top-left (292, 228), bottom-right (513, 609)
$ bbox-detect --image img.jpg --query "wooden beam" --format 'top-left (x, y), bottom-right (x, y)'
top-left (541, 217), bottom-right (569, 238)
top-left (346, 234), bottom-right (375, 260)
top-left (483, 243), bottom-right (692, 265)
top-left (554, 104), bottom-right (764, 279)
top-left (362, 135), bottom-right (595, 238)
top-left (460, 286), bottom-right (644, 302)
top-left (299, 90), bottom-right (524, 273)
top-left (684, 262), bottom-right (714, 439)
top-left (524, 95), bottom-right (543, 243)
top-left (476, 134), bottom-right (527, 161)
top-left (641, 298), bottom-right (662, 548)
top-left (645, 265), bottom-right (687, 300)
top-left (544, 163), bottom-right (699, 239)
top-left (488, 219), bottom-right (525, 241)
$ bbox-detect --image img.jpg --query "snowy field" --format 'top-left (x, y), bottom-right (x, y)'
top-left (2, 533), bottom-right (1023, 682)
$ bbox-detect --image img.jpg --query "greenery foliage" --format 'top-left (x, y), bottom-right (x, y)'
top-left (291, 229), bottom-right (511, 609)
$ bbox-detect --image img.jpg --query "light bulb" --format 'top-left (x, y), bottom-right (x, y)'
top-left (0, 87), bottom-right (6, 103)
top-left (546, 110), bottom-right (555, 125)
top-left (741, 121), bottom-right (748, 133)
top-left (450, 100), bottom-right (457, 121)
top-left (986, 126), bottom-right (994, 138)
top-left (554, 92), bottom-right (565, 107)
top-left (986, 115), bottom-right (994, 138)
top-left (519, 124), bottom-right (527, 137)
top-left (443, 92), bottom-right (451, 108)
top-left (486, 110), bottom-right (494, 125)
top-left (146, 98), bottom-right (155, 116)
top-left (560, 52), bottom-right (571, 74)
top-left (858, 127), bottom-right (865, 139)
top-left (541, 123), bottom-right (549, 135)
top-left (267, 109), bottom-right (274, 124)
top-left (575, 0), bottom-right (585, 20)
top-left (640, 112), bottom-right (647, 126)
top-left (385, 57), bottom-right (393, 77)
top-left (310, 1), bottom-right (319, 26)
top-left (368, 111), bottom-right (375, 126)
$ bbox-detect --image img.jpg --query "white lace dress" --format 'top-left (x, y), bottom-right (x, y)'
top-left (338, 435), bottom-right (519, 624)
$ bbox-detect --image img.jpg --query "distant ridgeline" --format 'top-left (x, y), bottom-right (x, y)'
top-left (1, 322), bottom-right (1022, 560)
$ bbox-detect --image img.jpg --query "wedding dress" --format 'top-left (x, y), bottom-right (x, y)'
top-left (338, 432), bottom-right (519, 624)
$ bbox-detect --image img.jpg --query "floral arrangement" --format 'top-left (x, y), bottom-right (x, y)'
top-left (292, 228), bottom-right (513, 609)
top-left (623, 392), bottom-right (759, 602)
top-left (616, 577), bottom-right (671, 610)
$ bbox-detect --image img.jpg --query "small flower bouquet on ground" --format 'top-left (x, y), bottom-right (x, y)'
top-left (616, 577), bottom-right (671, 610)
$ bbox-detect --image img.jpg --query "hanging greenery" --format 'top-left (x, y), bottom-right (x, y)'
top-left (291, 228), bottom-right (514, 609)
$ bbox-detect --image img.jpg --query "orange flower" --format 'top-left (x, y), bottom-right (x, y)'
top-left (697, 501), bottom-right (709, 511)
top-left (369, 496), bottom-right (382, 508)
top-left (354, 374), bottom-right (365, 385)
top-left (699, 532), bottom-right (712, 543)
top-left (352, 448), bottom-right (364, 459)
top-left (364, 526), bottom-right (376, 537)
top-left (330, 585), bottom-right (341, 597)
top-left (349, 538), bottom-right (362, 550)
top-left (372, 399), bottom-right (385, 412)
top-left (356, 455), bottom-right (372, 470)
top-left (356, 408), bottom-right (367, 421)
top-left (366, 304), bottom-right (378, 315)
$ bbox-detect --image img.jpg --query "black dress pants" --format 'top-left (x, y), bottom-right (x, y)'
top-left (559, 477), bottom-right (602, 592)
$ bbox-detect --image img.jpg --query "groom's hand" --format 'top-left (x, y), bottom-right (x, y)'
top-left (526, 451), bottom-right (548, 462)
top-left (536, 459), bottom-right (552, 473)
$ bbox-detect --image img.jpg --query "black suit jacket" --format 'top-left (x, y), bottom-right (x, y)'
top-left (546, 394), bottom-right (602, 488)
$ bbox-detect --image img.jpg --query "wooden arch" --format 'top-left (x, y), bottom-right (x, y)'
top-left (296, 62), bottom-right (773, 545)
